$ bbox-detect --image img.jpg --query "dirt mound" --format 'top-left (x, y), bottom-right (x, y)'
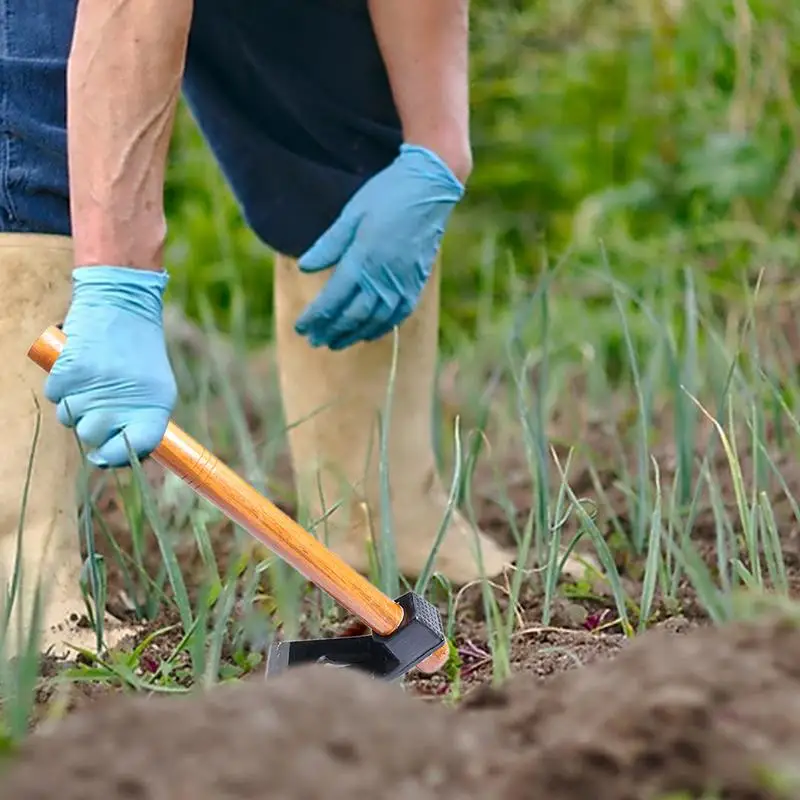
top-left (0, 665), bottom-right (498, 800)
top-left (470, 614), bottom-right (800, 799)
top-left (3, 616), bottom-right (800, 799)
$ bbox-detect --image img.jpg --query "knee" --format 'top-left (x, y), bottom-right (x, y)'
top-left (0, 80), bottom-right (72, 236)
top-left (0, 143), bottom-right (71, 236)
top-left (0, 0), bottom-right (77, 236)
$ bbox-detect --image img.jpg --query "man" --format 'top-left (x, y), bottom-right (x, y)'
top-left (0, 0), bottom-right (513, 654)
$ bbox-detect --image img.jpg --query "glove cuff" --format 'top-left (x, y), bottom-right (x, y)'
top-left (72, 265), bottom-right (169, 287)
top-left (398, 143), bottom-right (465, 197)
top-left (70, 266), bottom-right (170, 325)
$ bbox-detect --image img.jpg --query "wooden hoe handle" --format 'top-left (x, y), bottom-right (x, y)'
top-left (28, 326), bottom-right (448, 675)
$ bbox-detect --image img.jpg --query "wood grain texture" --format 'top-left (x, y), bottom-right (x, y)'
top-left (28, 326), bottom-right (448, 675)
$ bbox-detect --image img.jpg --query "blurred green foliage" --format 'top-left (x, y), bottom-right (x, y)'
top-left (163, 0), bottom-right (800, 350)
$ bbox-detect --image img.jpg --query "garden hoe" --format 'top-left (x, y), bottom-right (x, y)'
top-left (28, 326), bottom-right (449, 682)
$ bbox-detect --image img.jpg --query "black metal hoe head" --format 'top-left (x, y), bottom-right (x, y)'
top-left (265, 591), bottom-right (447, 681)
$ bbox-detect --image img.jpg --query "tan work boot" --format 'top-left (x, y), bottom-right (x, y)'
top-left (0, 234), bottom-right (132, 659)
top-left (273, 252), bottom-right (514, 587)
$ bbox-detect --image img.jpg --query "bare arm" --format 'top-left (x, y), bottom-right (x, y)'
top-left (67, 0), bottom-right (194, 270)
top-left (367, 0), bottom-right (473, 184)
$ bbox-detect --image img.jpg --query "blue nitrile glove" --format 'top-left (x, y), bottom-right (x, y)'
top-left (294, 143), bottom-right (465, 350)
top-left (44, 266), bottom-right (177, 468)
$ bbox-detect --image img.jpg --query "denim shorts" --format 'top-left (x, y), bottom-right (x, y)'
top-left (0, 0), bottom-right (402, 257)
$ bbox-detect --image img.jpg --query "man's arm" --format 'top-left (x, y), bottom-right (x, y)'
top-left (367, 0), bottom-right (473, 184)
top-left (67, 0), bottom-right (194, 270)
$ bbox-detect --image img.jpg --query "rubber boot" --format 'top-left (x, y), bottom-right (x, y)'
top-left (273, 252), bottom-right (515, 587)
top-left (0, 234), bottom-right (132, 658)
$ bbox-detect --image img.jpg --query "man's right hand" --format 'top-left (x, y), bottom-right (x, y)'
top-left (44, 267), bottom-right (177, 468)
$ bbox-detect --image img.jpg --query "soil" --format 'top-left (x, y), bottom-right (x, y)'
top-left (5, 317), bottom-right (800, 798)
top-left (3, 615), bottom-right (800, 799)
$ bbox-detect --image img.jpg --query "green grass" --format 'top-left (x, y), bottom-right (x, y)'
top-left (1, 3), bottom-right (800, 794)
top-left (4, 241), bottom-right (798, 710)
top-left (0, 405), bottom-right (45, 752)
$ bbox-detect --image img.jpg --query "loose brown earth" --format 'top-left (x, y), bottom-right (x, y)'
top-left (4, 319), bottom-right (800, 798)
top-left (4, 616), bottom-right (800, 798)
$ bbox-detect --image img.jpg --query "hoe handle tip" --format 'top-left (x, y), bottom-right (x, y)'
top-left (28, 325), bottom-right (65, 371)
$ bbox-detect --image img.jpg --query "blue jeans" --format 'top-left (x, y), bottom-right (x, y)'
top-left (0, 0), bottom-right (402, 257)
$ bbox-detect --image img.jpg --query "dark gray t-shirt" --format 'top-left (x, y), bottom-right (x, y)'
top-left (183, 0), bottom-right (404, 258)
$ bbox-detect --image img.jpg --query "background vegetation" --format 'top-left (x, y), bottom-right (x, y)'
top-left (163, 0), bottom-right (799, 364)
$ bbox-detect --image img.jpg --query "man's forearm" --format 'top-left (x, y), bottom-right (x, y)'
top-left (67, 0), bottom-right (193, 270)
top-left (367, 0), bottom-right (473, 183)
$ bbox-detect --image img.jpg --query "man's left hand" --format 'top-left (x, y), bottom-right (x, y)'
top-left (294, 143), bottom-right (464, 350)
